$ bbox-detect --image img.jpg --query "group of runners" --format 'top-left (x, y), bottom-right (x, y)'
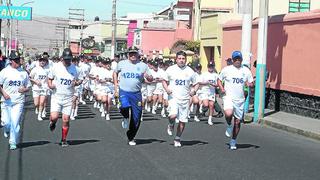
top-left (0, 46), bottom-right (253, 151)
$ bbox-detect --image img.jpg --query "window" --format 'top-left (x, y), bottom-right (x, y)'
top-left (289, 0), bottom-right (310, 13)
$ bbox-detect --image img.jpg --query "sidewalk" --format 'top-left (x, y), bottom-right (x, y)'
top-left (244, 110), bottom-right (320, 141)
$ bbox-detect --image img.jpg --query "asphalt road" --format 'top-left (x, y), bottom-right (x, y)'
top-left (1, 95), bottom-right (320, 180)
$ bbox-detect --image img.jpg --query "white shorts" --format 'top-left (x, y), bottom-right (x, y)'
top-left (168, 98), bottom-right (190, 123)
top-left (199, 92), bottom-right (216, 101)
top-left (223, 96), bottom-right (245, 120)
top-left (147, 85), bottom-right (156, 97)
top-left (32, 89), bottom-right (48, 98)
top-left (163, 91), bottom-right (168, 100)
top-left (141, 86), bottom-right (147, 99)
top-left (50, 95), bottom-right (73, 115)
top-left (153, 87), bottom-right (164, 95)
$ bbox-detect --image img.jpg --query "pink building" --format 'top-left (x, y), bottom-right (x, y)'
top-left (223, 10), bottom-right (320, 97)
top-left (138, 22), bottom-right (193, 56)
top-left (127, 20), bottom-right (137, 48)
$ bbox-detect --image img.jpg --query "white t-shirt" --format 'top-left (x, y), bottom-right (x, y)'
top-left (29, 66), bottom-right (50, 91)
top-left (97, 68), bottom-right (114, 89)
top-left (48, 62), bottom-right (81, 97)
top-left (111, 61), bottom-right (118, 71)
top-left (155, 68), bottom-right (166, 90)
top-left (79, 62), bottom-right (91, 78)
top-left (199, 71), bottom-right (219, 95)
top-left (219, 65), bottom-right (253, 100)
top-left (0, 66), bottom-right (31, 103)
top-left (148, 68), bottom-right (163, 88)
top-left (163, 64), bottom-right (197, 101)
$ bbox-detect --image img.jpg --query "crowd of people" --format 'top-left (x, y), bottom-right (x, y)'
top-left (0, 47), bottom-right (253, 151)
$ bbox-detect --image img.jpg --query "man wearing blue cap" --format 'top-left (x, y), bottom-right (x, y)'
top-left (217, 51), bottom-right (253, 150)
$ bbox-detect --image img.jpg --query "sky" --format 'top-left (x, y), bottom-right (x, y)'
top-left (11, 0), bottom-right (176, 20)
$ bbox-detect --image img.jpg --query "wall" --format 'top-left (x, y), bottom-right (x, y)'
top-left (127, 21), bottom-right (137, 47)
top-left (140, 27), bottom-right (192, 56)
top-left (223, 10), bottom-right (320, 97)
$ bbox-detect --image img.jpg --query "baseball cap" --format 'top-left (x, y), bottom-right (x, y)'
top-left (207, 61), bottom-right (215, 68)
top-left (195, 63), bottom-right (202, 69)
top-left (127, 46), bottom-right (139, 53)
top-left (9, 50), bottom-right (20, 61)
top-left (232, 51), bottom-right (243, 60)
top-left (62, 48), bottom-right (73, 60)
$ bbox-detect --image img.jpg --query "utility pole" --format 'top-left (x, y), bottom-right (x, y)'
top-left (56, 18), bottom-right (69, 49)
top-left (7, 0), bottom-right (12, 55)
top-left (0, 0), bottom-right (2, 53)
top-left (240, 0), bottom-right (253, 113)
top-left (69, 8), bottom-right (84, 55)
top-left (254, 0), bottom-right (269, 122)
top-left (111, 0), bottom-right (117, 59)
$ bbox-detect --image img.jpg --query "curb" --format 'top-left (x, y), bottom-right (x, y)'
top-left (244, 114), bottom-right (320, 141)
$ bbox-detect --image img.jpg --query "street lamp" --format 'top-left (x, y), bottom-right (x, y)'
top-left (15, 1), bottom-right (35, 52)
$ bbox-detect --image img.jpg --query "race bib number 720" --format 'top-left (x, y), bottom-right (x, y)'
top-left (60, 78), bottom-right (72, 85)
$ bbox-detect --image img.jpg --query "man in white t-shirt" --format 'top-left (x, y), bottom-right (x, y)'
top-left (48, 48), bottom-right (82, 147)
top-left (162, 51), bottom-right (198, 147)
top-left (218, 51), bottom-right (254, 150)
top-left (0, 51), bottom-right (30, 150)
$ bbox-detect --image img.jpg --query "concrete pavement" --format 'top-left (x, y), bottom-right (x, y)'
top-left (245, 109), bottom-right (320, 141)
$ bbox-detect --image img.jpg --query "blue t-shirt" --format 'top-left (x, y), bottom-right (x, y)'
top-left (116, 59), bottom-right (149, 92)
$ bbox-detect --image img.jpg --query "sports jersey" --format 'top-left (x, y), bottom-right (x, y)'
top-left (48, 62), bottom-right (81, 97)
top-left (29, 66), bottom-right (50, 91)
top-left (116, 59), bottom-right (149, 92)
top-left (0, 66), bottom-right (30, 103)
top-left (79, 62), bottom-right (91, 78)
top-left (219, 65), bottom-right (253, 100)
top-left (163, 64), bottom-right (197, 101)
top-left (155, 68), bottom-right (165, 90)
top-left (199, 71), bottom-right (219, 95)
top-left (147, 68), bottom-right (162, 88)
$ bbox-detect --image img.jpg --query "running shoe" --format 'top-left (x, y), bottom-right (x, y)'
top-left (4, 130), bottom-right (9, 138)
top-left (49, 121), bottom-right (56, 131)
top-left (70, 116), bottom-right (75, 121)
top-left (61, 140), bottom-right (69, 147)
top-left (208, 117), bottom-right (213, 126)
top-left (151, 108), bottom-right (156, 114)
top-left (9, 144), bottom-right (17, 150)
top-left (101, 111), bottom-right (106, 117)
top-left (41, 111), bottom-right (46, 118)
top-left (128, 140), bottom-right (136, 146)
top-left (161, 108), bottom-right (166, 117)
top-left (35, 108), bottom-right (39, 114)
top-left (225, 124), bottom-right (233, 138)
top-left (174, 139), bottom-right (182, 147)
top-left (194, 115), bottom-right (200, 122)
top-left (167, 124), bottom-right (173, 136)
top-left (122, 118), bottom-right (129, 129)
top-left (229, 139), bottom-right (237, 150)
top-left (37, 115), bottom-right (43, 121)
top-left (106, 114), bottom-right (110, 121)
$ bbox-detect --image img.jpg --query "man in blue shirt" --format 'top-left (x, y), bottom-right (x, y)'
top-left (113, 46), bottom-right (153, 146)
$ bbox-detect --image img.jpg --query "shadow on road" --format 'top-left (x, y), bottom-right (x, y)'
top-left (135, 138), bottom-right (166, 145)
top-left (18, 141), bottom-right (51, 149)
top-left (181, 140), bottom-right (208, 146)
top-left (67, 139), bottom-right (100, 146)
top-left (225, 143), bottom-right (260, 149)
